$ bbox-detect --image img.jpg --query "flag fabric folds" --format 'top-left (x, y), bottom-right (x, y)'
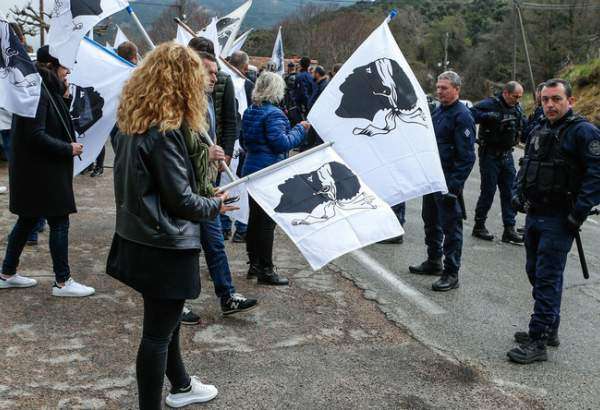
top-left (113, 25), bottom-right (128, 49)
top-left (69, 38), bottom-right (134, 175)
top-left (217, 0), bottom-right (252, 57)
top-left (175, 25), bottom-right (194, 47)
top-left (226, 29), bottom-right (253, 57)
top-left (47, 0), bottom-right (129, 69)
top-left (271, 26), bottom-right (284, 75)
top-left (307, 20), bottom-right (447, 206)
top-left (198, 17), bottom-right (221, 58)
top-left (0, 14), bottom-right (41, 118)
top-left (246, 146), bottom-right (403, 270)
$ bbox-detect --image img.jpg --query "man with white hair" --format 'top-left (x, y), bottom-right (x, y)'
top-left (409, 71), bottom-right (476, 292)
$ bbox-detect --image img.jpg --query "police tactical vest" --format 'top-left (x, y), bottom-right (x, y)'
top-left (479, 97), bottom-right (522, 151)
top-left (521, 115), bottom-right (586, 206)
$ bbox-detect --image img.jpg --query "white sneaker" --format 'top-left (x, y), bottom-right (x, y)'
top-left (52, 278), bottom-right (95, 297)
top-left (0, 186), bottom-right (7, 194)
top-left (165, 376), bottom-right (218, 408)
top-left (0, 274), bottom-right (37, 288)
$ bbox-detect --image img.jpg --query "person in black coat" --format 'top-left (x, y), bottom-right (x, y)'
top-left (0, 46), bottom-right (95, 297)
top-left (106, 42), bottom-right (236, 409)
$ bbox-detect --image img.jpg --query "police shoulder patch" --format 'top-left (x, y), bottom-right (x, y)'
top-left (588, 139), bottom-right (600, 157)
top-left (464, 129), bottom-right (471, 138)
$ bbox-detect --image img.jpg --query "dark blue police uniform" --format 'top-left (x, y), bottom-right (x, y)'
top-left (514, 109), bottom-right (600, 347)
top-left (422, 100), bottom-right (476, 283)
top-left (470, 94), bottom-right (526, 231)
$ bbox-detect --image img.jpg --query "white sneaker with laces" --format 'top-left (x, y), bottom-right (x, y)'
top-left (165, 376), bottom-right (218, 408)
top-left (52, 278), bottom-right (95, 297)
top-left (0, 274), bottom-right (37, 289)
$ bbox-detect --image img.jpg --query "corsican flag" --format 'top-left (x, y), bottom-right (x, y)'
top-left (307, 19), bottom-right (447, 206)
top-left (198, 17), bottom-right (221, 58)
top-left (113, 25), bottom-right (129, 49)
top-left (0, 14), bottom-right (41, 118)
top-left (218, 57), bottom-right (248, 118)
top-left (219, 140), bottom-right (249, 224)
top-left (246, 146), bottom-right (403, 270)
top-left (47, 0), bottom-right (129, 69)
top-left (69, 37), bottom-right (134, 175)
top-left (217, 0), bottom-right (252, 57)
top-left (175, 24), bottom-right (194, 46)
top-left (271, 26), bottom-right (284, 75)
top-left (226, 29), bottom-right (253, 57)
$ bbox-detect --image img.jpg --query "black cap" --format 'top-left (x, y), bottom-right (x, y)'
top-left (287, 62), bottom-right (295, 68)
top-left (37, 45), bottom-right (61, 66)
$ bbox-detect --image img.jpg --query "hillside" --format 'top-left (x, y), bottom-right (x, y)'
top-left (561, 59), bottom-right (600, 124)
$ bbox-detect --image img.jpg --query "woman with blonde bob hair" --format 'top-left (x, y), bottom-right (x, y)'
top-left (106, 42), bottom-right (235, 409)
top-left (241, 71), bottom-right (311, 286)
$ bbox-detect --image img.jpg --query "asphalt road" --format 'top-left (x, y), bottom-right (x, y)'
top-left (0, 144), bottom-right (596, 409)
top-left (332, 148), bottom-right (600, 409)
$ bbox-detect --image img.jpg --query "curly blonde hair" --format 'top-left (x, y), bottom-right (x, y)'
top-left (117, 42), bottom-right (208, 135)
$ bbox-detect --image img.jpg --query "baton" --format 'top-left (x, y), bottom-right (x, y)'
top-left (574, 231), bottom-right (589, 280)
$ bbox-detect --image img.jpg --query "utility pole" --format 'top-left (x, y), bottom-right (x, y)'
top-left (39, 0), bottom-right (45, 46)
top-left (512, 0), bottom-right (517, 80)
top-left (515, 3), bottom-right (536, 100)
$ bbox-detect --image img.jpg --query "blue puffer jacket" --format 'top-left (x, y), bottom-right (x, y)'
top-left (241, 102), bottom-right (306, 176)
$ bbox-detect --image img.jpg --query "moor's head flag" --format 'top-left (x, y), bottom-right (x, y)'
top-left (47, 0), bottom-right (129, 69)
top-left (217, 0), bottom-right (252, 57)
top-left (69, 38), bottom-right (134, 175)
top-left (271, 27), bottom-right (284, 76)
top-left (198, 17), bottom-right (221, 58)
top-left (308, 19), bottom-right (447, 206)
top-left (246, 147), bottom-right (403, 270)
top-left (0, 15), bottom-right (41, 118)
top-left (219, 140), bottom-right (249, 225)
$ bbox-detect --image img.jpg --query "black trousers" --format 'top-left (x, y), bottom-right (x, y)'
top-left (95, 146), bottom-right (106, 169)
top-left (246, 197), bottom-right (276, 268)
top-left (137, 296), bottom-right (190, 410)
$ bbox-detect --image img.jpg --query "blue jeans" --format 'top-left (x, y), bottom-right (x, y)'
top-left (474, 150), bottom-right (517, 226)
top-left (2, 215), bottom-right (71, 283)
top-left (524, 214), bottom-right (573, 339)
top-left (220, 214), bottom-right (247, 234)
top-left (422, 193), bottom-right (463, 275)
top-left (1, 129), bottom-right (10, 162)
top-left (392, 203), bottom-right (406, 226)
top-left (200, 217), bottom-right (235, 302)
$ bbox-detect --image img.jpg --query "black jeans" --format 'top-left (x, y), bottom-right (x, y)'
top-left (95, 146), bottom-right (105, 169)
top-left (137, 296), bottom-right (190, 410)
top-left (2, 215), bottom-right (70, 283)
top-left (246, 197), bottom-right (276, 267)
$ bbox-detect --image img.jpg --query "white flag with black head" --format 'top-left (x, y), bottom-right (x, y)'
top-left (271, 26), bottom-right (284, 75)
top-left (217, 0), bottom-right (252, 57)
top-left (219, 140), bottom-right (249, 224)
top-left (246, 147), bottom-right (403, 270)
top-left (0, 14), bottom-right (41, 118)
top-left (69, 37), bottom-right (134, 175)
top-left (47, 0), bottom-right (129, 69)
top-left (308, 19), bottom-right (447, 206)
top-left (226, 29), bottom-right (253, 57)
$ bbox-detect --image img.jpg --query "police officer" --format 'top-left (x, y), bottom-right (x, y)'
top-left (471, 81), bottom-right (526, 244)
top-left (508, 79), bottom-right (600, 364)
top-left (523, 82), bottom-right (546, 140)
top-left (409, 71), bottom-right (476, 291)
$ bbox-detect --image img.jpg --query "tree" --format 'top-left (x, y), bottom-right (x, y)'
top-left (147, 0), bottom-right (210, 44)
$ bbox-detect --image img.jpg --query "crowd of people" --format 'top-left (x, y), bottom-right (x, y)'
top-left (1, 28), bottom-right (599, 409)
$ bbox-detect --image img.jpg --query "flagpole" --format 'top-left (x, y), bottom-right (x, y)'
top-left (218, 142), bottom-right (334, 192)
top-left (385, 9), bottom-right (398, 23)
top-left (199, 132), bottom-right (237, 182)
top-left (127, 6), bottom-right (155, 50)
top-left (174, 17), bottom-right (196, 37)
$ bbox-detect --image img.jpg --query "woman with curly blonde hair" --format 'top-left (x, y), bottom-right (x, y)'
top-left (106, 42), bottom-right (236, 409)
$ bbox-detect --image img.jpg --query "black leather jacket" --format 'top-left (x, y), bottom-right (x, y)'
top-left (112, 127), bottom-right (221, 250)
